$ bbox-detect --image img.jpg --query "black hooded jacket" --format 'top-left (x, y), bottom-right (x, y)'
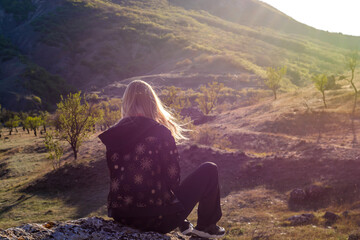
top-left (98, 116), bottom-right (184, 219)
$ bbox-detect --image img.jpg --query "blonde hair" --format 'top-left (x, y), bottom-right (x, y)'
top-left (122, 80), bottom-right (187, 142)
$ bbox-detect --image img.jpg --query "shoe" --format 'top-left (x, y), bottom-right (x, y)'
top-left (179, 219), bottom-right (194, 235)
top-left (192, 224), bottom-right (226, 238)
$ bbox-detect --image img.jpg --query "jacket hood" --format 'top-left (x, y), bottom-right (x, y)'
top-left (98, 116), bottom-right (165, 151)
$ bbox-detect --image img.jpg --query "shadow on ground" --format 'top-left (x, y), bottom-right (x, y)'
top-left (18, 142), bottom-right (360, 219)
top-left (179, 144), bottom-right (360, 205)
top-left (21, 158), bottom-right (109, 218)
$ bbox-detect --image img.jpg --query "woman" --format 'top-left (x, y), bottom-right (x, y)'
top-left (98, 80), bottom-right (225, 238)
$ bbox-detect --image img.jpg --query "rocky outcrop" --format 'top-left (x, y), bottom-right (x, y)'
top-left (0, 217), bottom-right (185, 240)
top-left (288, 185), bottom-right (331, 210)
top-left (285, 213), bottom-right (315, 226)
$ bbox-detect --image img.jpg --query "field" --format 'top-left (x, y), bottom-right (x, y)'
top-left (1, 78), bottom-right (360, 239)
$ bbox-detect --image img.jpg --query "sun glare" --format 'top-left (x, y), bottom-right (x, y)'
top-left (260, 0), bottom-right (360, 36)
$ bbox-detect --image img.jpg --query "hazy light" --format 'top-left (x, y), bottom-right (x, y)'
top-left (260, 0), bottom-right (360, 36)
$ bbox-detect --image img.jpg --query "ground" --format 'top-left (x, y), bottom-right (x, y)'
top-left (1, 84), bottom-right (360, 239)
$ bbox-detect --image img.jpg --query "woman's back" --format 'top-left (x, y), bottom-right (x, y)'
top-left (99, 116), bottom-right (182, 220)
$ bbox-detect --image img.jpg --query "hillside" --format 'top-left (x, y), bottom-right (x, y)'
top-left (0, 0), bottom-right (359, 110)
top-left (1, 84), bottom-right (360, 239)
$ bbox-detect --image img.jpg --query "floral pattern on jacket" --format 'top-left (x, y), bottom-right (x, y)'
top-left (98, 116), bottom-right (182, 218)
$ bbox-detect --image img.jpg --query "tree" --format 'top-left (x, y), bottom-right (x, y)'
top-left (19, 112), bottom-right (29, 133)
top-left (26, 116), bottom-right (43, 136)
top-left (312, 74), bottom-right (328, 108)
top-left (346, 50), bottom-right (359, 113)
top-left (5, 115), bottom-right (20, 135)
top-left (196, 81), bottom-right (224, 115)
top-left (39, 111), bottom-right (49, 133)
top-left (98, 99), bottom-right (122, 130)
top-left (44, 132), bottom-right (64, 169)
top-left (56, 92), bottom-right (100, 160)
top-left (161, 86), bottom-right (191, 114)
top-left (265, 66), bottom-right (287, 100)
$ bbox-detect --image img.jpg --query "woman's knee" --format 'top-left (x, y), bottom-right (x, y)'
top-left (200, 162), bottom-right (218, 176)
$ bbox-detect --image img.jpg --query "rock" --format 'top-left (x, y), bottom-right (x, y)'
top-left (342, 211), bottom-right (349, 218)
top-left (349, 232), bottom-right (360, 240)
top-left (286, 213), bottom-right (315, 226)
top-left (323, 212), bottom-right (339, 226)
top-left (288, 188), bottom-right (306, 210)
top-left (0, 217), bottom-right (184, 240)
top-left (180, 107), bottom-right (205, 125)
top-left (288, 185), bottom-right (331, 210)
top-left (305, 185), bottom-right (331, 210)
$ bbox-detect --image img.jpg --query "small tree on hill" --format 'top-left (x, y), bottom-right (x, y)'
top-left (56, 92), bottom-right (100, 160)
top-left (196, 81), bottom-right (224, 115)
top-left (98, 99), bottom-right (122, 130)
top-left (161, 86), bottom-right (191, 116)
top-left (265, 66), bottom-right (287, 100)
top-left (27, 116), bottom-right (43, 136)
top-left (312, 73), bottom-right (328, 108)
top-left (5, 115), bottom-right (20, 135)
top-left (44, 132), bottom-right (64, 169)
top-left (39, 111), bottom-right (49, 133)
top-left (346, 50), bottom-right (359, 113)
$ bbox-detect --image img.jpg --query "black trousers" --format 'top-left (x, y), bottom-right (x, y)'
top-left (155, 161), bottom-right (222, 233)
top-left (114, 162), bottom-right (222, 234)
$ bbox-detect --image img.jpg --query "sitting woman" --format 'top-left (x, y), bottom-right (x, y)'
top-left (98, 80), bottom-right (225, 238)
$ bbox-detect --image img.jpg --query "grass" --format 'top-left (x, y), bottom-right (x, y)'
top-left (0, 0), bottom-right (35, 22)
top-left (21, 65), bottom-right (73, 111)
top-left (185, 187), bottom-right (358, 239)
top-left (0, 130), bottom-right (109, 229)
top-left (29, 0), bottom-right (352, 87)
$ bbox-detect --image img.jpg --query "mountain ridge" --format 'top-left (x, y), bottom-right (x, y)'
top-left (0, 0), bottom-right (359, 111)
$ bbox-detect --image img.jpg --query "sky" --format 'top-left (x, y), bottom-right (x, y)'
top-left (260, 0), bottom-right (360, 36)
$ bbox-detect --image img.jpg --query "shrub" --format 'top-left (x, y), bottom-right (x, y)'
top-left (196, 81), bottom-right (224, 115)
top-left (56, 92), bottom-right (101, 160)
top-left (0, 0), bottom-right (35, 22)
top-left (264, 66), bottom-right (287, 100)
top-left (44, 132), bottom-right (64, 170)
top-left (191, 124), bottom-right (232, 150)
top-left (311, 73), bottom-right (328, 108)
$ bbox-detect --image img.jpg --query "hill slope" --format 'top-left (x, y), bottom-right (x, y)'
top-left (0, 0), bottom-right (359, 110)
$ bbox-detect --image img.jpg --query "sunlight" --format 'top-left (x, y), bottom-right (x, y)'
top-left (260, 0), bottom-right (360, 36)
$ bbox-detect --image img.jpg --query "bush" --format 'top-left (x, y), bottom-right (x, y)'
top-left (56, 92), bottom-right (101, 160)
top-left (44, 132), bottom-right (64, 170)
top-left (22, 65), bottom-right (73, 110)
top-left (196, 81), bottom-right (224, 115)
top-left (0, 0), bottom-right (35, 22)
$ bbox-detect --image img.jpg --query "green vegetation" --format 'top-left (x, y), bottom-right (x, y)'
top-left (0, 0), bottom-right (35, 22)
top-left (0, 35), bottom-right (19, 62)
top-left (346, 51), bottom-right (359, 112)
top-left (265, 66), bottom-right (287, 100)
top-left (161, 86), bottom-right (191, 113)
top-left (27, 0), bottom-right (351, 89)
top-left (312, 74), bottom-right (328, 108)
top-left (44, 132), bottom-right (64, 169)
top-left (4, 115), bottom-right (20, 135)
top-left (97, 98), bottom-right (122, 130)
top-left (56, 92), bottom-right (100, 160)
top-left (196, 81), bottom-right (224, 115)
top-left (25, 116), bottom-right (43, 136)
top-left (22, 65), bottom-right (73, 111)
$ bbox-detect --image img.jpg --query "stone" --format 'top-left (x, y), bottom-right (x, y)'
top-left (180, 107), bottom-right (205, 124)
top-left (349, 232), bottom-right (360, 240)
top-left (0, 217), bottom-right (184, 240)
top-left (288, 188), bottom-right (306, 210)
top-left (286, 213), bottom-right (315, 226)
top-left (323, 212), bottom-right (339, 226)
top-left (288, 185), bottom-right (331, 210)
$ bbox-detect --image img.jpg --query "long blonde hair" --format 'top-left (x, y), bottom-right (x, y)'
top-left (122, 80), bottom-right (187, 142)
